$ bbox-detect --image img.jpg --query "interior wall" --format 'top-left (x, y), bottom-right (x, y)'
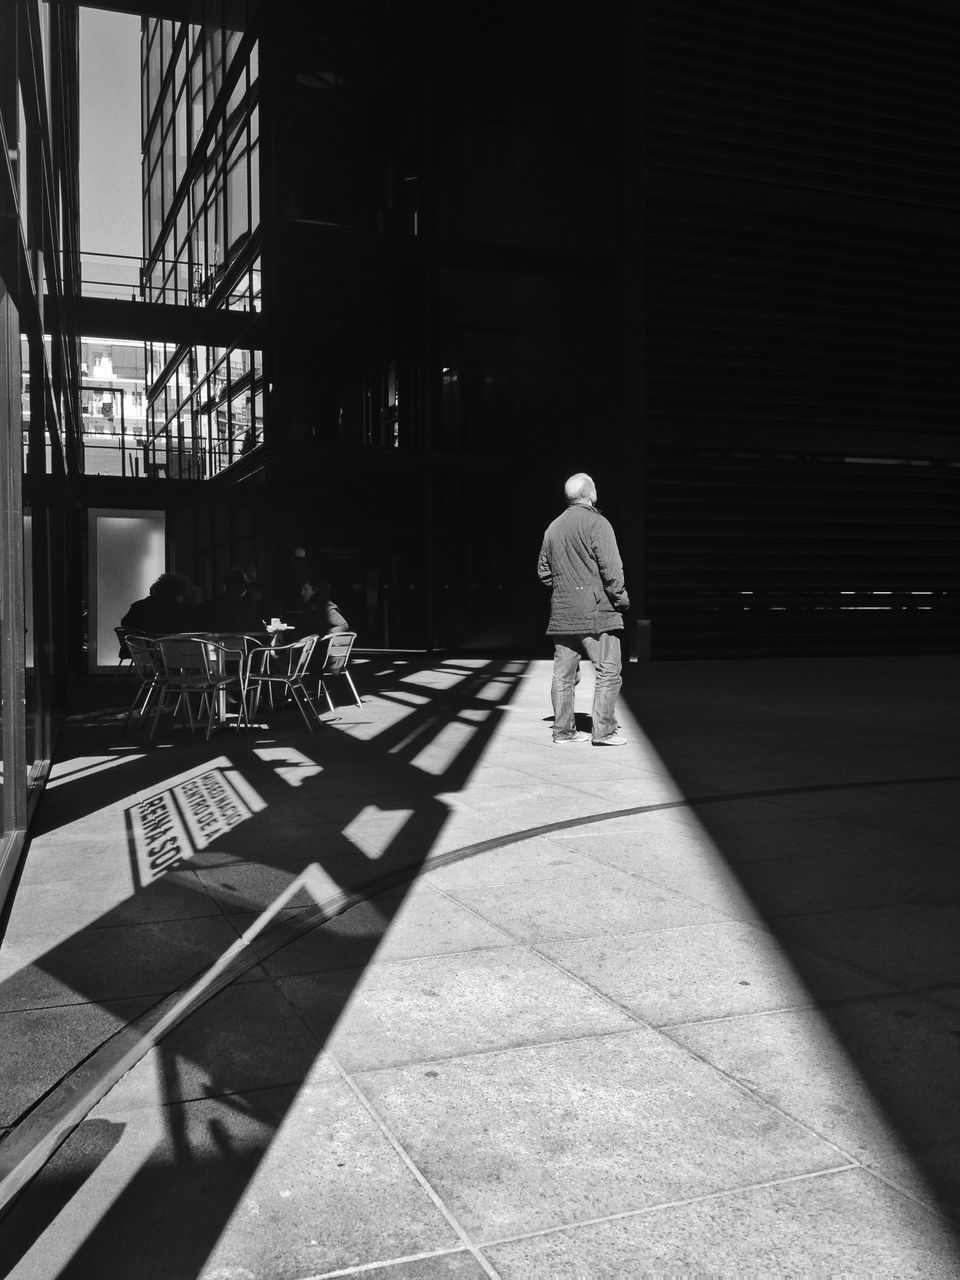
top-left (88, 509), bottom-right (166, 671)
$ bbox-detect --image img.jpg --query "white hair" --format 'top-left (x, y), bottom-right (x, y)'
top-left (564, 472), bottom-right (595, 504)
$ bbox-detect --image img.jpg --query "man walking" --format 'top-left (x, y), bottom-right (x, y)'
top-left (537, 472), bottom-right (630, 746)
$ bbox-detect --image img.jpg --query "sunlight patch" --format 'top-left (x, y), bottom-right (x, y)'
top-left (253, 746), bottom-right (322, 787)
top-left (131, 767), bottom-right (266, 885)
top-left (409, 721), bottom-right (477, 776)
top-left (342, 805), bottom-right (416, 857)
top-left (47, 754), bottom-right (145, 789)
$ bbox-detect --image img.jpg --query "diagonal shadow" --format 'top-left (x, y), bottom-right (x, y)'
top-left (0, 654), bottom-right (529, 1278)
top-left (618, 655), bottom-right (960, 1233)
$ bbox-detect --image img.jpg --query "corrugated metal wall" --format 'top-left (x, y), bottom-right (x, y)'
top-left (644, 448), bottom-right (959, 658)
top-left (641, 0), bottom-right (960, 657)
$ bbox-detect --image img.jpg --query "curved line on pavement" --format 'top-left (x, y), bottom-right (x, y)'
top-left (1, 770), bottom-right (955, 1213)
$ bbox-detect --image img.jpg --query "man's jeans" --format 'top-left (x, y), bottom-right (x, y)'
top-left (551, 632), bottom-right (622, 742)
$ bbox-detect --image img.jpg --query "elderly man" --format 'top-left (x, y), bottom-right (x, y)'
top-left (537, 472), bottom-right (630, 745)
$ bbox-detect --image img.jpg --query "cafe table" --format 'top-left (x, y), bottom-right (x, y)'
top-left (153, 631), bottom-right (274, 732)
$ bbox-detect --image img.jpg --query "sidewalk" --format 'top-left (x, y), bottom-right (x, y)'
top-left (1, 653), bottom-right (958, 1278)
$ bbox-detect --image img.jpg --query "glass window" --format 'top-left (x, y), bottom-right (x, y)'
top-left (148, 165), bottom-right (162, 254)
top-left (176, 195), bottom-right (189, 255)
top-left (205, 23), bottom-right (224, 115)
top-left (230, 387), bottom-right (250, 456)
top-left (190, 50), bottom-right (205, 149)
top-left (148, 122), bottom-right (161, 179)
top-left (249, 140), bottom-right (259, 229)
top-left (161, 77), bottom-right (172, 135)
top-left (141, 29), bottom-right (150, 129)
top-left (147, 26), bottom-right (162, 122)
top-left (161, 120), bottom-right (175, 222)
top-left (212, 188), bottom-right (225, 272)
top-left (226, 68), bottom-right (246, 128)
top-left (226, 152), bottom-right (247, 250)
top-left (175, 36), bottom-right (187, 98)
top-left (176, 260), bottom-right (190, 305)
top-left (175, 89), bottom-right (187, 188)
top-left (225, 22), bottom-right (242, 70)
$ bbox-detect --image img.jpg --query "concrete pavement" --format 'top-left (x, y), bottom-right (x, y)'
top-left (0, 652), bottom-right (958, 1278)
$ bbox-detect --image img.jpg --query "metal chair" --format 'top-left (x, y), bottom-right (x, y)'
top-left (114, 626), bottom-right (136, 680)
top-left (241, 634), bottom-right (323, 731)
top-left (314, 630), bottom-right (361, 712)
top-left (122, 635), bottom-right (164, 731)
top-left (151, 637), bottom-right (245, 739)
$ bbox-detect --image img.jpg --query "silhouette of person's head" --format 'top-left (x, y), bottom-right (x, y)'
top-left (149, 572), bottom-right (189, 603)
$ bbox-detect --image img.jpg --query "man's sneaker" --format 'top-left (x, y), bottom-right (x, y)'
top-left (593, 731), bottom-right (627, 746)
top-left (553, 731), bottom-right (591, 745)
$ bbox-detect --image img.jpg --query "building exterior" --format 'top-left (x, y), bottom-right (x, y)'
top-left (134, 0), bottom-right (959, 658)
top-left (1, 0), bottom-right (959, 895)
top-left (0, 0), bottom-right (82, 898)
top-left (22, 336), bottom-right (149, 476)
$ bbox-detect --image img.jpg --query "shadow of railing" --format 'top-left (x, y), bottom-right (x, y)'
top-left (0, 654), bottom-right (529, 1277)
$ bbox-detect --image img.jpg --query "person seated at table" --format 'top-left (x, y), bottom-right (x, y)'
top-left (183, 582), bottom-right (208, 627)
top-left (278, 546), bottom-right (312, 611)
top-left (294, 577), bottom-right (350, 637)
top-left (244, 571), bottom-right (278, 624)
top-left (120, 572), bottom-right (191, 651)
top-left (202, 566), bottom-right (263, 633)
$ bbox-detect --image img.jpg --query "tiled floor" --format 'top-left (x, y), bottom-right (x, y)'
top-left (0, 652), bottom-right (958, 1278)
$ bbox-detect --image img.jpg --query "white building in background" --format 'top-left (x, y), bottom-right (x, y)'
top-left (22, 336), bottom-right (149, 477)
top-left (80, 337), bottom-right (148, 437)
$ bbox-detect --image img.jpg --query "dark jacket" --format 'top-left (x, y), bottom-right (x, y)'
top-left (292, 597), bottom-right (350, 639)
top-left (120, 595), bottom-right (191, 638)
top-left (537, 503), bottom-right (630, 636)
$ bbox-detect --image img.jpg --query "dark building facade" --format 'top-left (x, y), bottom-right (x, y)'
top-left (1, 0), bottom-right (959, 880)
top-left (134, 0), bottom-right (959, 658)
top-left (0, 0), bottom-right (81, 898)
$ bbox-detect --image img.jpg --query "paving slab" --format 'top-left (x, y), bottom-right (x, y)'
top-left (1, 1081), bottom-right (463, 1280)
top-left (444, 869), bottom-right (730, 944)
top-left (1, 868), bottom-right (220, 938)
top-left (354, 1030), bottom-right (849, 1240)
top-left (779, 903), bottom-right (960, 988)
top-left (3, 654), bottom-right (959, 1278)
top-left (692, 811), bottom-right (926, 864)
top-left (539, 919), bottom-right (888, 1026)
top-left (869, 1144), bottom-right (960, 1224)
top-left (549, 826), bottom-right (763, 920)
top-left (482, 1168), bottom-right (960, 1277)
top-left (261, 881), bottom-right (513, 977)
top-left (280, 946), bottom-right (637, 1071)
top-left (422, 834), bottom-right (611, 891)
top-left (669, 995), bottom-right (960, 1163)
top-left (307, 1253), bottom-right (488, 1279)
top-left (94, 977), bottom-right (331, 1113)
top-left (0, 997), bottom-right (155, 1128)
top-left (0, 915), bottom-right (247, 1011)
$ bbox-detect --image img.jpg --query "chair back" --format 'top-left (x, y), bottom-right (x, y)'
top-left (320, 630), bottom-right (356, 674)
top-left (158, 637), bottom-right (210, 688)
top-left (284, 634), bottom-right (318, 679)
top-left (125, 634), bottom-right (160, 680)
top-left (116, 626), bottom-right (139, 659)
top-left (246, 634), bottom-right (318, 681)
top-left (199, 638), bottom-right (246, 677)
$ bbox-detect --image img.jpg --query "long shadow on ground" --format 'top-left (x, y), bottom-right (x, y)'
top-left (622, 654), bottom-right (960, 1233)
top-left (0, 655), bottom-right (528, 1278)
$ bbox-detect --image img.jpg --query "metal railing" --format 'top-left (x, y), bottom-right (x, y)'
top-left (78, 251), bottom-right (143, 301)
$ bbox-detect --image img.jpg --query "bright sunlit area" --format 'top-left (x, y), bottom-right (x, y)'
top-left (3, 653), bottom-right (958, 1279)
top-left (79, 7), bottom-right (142, 291)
